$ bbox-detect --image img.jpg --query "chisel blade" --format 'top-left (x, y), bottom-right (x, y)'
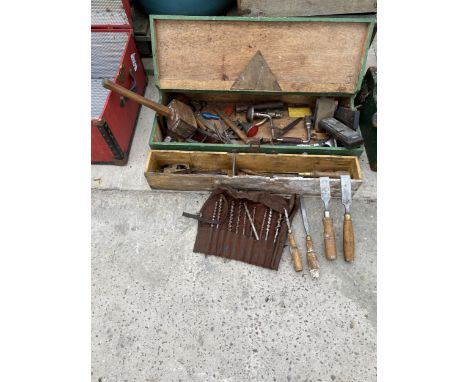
top-left (299, 195), bottom-right (310, 237)
top-left (341, 175), bottom-right (352, 214)
top-left (320, 177), bottom-right (331, 211)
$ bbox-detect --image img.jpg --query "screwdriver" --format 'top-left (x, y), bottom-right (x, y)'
top-left (284, 208), bottom-right (303, 272)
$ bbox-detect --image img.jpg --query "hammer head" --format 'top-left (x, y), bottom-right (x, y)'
top-left (167, 99), bottom-right (197, 139)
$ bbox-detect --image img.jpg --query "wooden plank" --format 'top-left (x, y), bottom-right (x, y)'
top-left (237, 0), bottom-right (377, 17)
top-left (152, 18), bottom-right (372, 94)
top-left (144, 150), bottom-right (362, 195)
top-left (144, 172), bottom-right (361, 197)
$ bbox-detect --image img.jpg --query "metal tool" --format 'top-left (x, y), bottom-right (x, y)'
top-left (102, 79), bottom-right (197, 139)
top-left (246, 107), bottom-right (282, 123)
top-left (319, 117), bottom-right (364, 148)
top-left (211, 201), bottom-right (219, 229)
top-left (273, 213), bottom-right (283, 243)
top-left (236, 102), bottom-right (284, 114)
top-left (264, 208), bottom-right (272, 241)
top-left (341, 175), bottom-right (355, 262)
top-left (228, 201), bottom-right (235, 231)
top-left (242, 206), bottom-right (247, 236)
top-left (216, 196), bottom-right (224, 229)
top-left (299, 196), bottom-right (319, 279)
top-left (235, 202), bottom-right (241, 234)
top-left (274, 137), bottom-right (310, 144)
top-left (259, 209), bottom-right (268, 239)
top-left (304, 115), bottom-right (313, 142)
top-left (182, 212), bottom-right (220, 225)
top-left (215, 108), bottom-right (250, 144)
top-left (272, 117), bottom-right (303, 139)
top-left (236, 120), bottom-right (260, 138)
top-left (320, 177), bottom-right (337, 260)
top-left (244, 203), bottom-right (259, 240)
top-left (284, 208), bottom-right (303, 272)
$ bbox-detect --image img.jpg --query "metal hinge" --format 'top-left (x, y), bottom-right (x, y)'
top-left (95, 120), bottom-right (124, 160)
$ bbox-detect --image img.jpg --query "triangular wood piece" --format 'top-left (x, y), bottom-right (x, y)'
top-left (231, 51), bottom-right (281, 91)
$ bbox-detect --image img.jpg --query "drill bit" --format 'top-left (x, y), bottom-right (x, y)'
top-left (242, 206), bottom-right (247, 236)
top-left (244, 203), bottom-right (259, 240)
top-left (228, 201), bottom-right (235, 232)
top-left (235, 202), bottom-right (241, 234)
top-left (264, 208), bottom-right (273, 241)
top-left (273, 213), bottom-right (283, 243)
top-left (211, 201), bottom-right (219, 229)
top-left (259, 209), bottom-right (268, 239)
top-left (216, 195), bottom-right (223, 229)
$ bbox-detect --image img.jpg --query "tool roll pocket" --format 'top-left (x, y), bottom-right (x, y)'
top-left (192, 186), bottom-right (299, 270)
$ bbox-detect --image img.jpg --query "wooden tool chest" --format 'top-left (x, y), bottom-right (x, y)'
top-left (144, 15), bottom-right (374, 195)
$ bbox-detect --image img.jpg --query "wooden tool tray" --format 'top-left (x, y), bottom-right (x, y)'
top-left (144, 150), bottom-right (362, 196)
top-left (148, 15), bottom-right (375, 156)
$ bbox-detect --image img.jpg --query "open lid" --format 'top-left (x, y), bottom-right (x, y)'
top-left (91, 0), bottom-right (131, 29)
top-left (150, 15), bottom-right (375, 95)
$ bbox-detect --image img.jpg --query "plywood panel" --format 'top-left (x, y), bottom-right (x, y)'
top-left (153, 19), bottom-right (372, 93)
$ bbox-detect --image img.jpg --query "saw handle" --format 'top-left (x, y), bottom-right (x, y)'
top-left (102, 79), bottom-right (173, 118)
top-left (305, 235), bottom-right (319, 275)
top-left (322, 216), bottom-right (337, 260)
top-left (288, 231), bottom-right (303, 272)
top-left (343, 213), bottom-right (355, 262)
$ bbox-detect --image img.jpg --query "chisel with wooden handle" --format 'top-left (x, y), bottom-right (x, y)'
top-left (299, 196), bottom-right (319, 279)
top-left (341, 175), bottom-right (355, 262)
top-left (320, 177), bottom-right (337, 260)
top-left (284, 208), bottom-right (303, 272)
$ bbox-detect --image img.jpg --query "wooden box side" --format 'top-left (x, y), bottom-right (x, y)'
top-left (144, 150), bottom-right (362, 196)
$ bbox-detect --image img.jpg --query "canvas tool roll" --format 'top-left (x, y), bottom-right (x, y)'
top-left (192, 187), bottom-right (298, 270)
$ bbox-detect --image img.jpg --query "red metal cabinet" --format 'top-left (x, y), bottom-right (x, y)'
top-left (91, 0), bottom-right (147, 164)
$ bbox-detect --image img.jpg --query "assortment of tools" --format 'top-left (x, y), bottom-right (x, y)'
top-left (187, 187), bottom-right (297, 270)
top-left (184, 180), bottom-right (356, 278)
top-left (101, 80), bottom-right (364, 149)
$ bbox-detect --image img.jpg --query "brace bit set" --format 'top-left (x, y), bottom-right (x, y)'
top-left (184, 187), bottom-right (296, 270)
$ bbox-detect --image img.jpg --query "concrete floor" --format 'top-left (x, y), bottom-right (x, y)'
top-left (91, 40), bottom-right (377, 381)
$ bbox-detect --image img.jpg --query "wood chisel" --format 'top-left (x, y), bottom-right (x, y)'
top-left (283, 208), bottom-right (303, 272)
top-left (341, 175), bottom-right (355, 262)
top-left (299, 196), bottom-right (319, 279)
top-left (320, 177), bottom-right (337, 260)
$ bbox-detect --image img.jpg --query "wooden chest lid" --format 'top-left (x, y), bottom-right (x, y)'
top-left (150, 15), bottom-right (375, 95)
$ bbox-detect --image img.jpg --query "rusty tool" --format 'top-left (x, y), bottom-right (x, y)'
top-left (320, 177), bottom-right (337, 260)
top-left (299, 196), bottom-right (319, 279)
top-left (236, 102), bottom-right (284, 113)
top-left (215, 108), bottom-right (250, 143)
top-left (102, 79), bottom-right (196, 139)
top-left (272, 117), bottom-right (303, 139)
top-left (341, 175), bottom-right (355, 262)
top-left (273, 213), bottom-right (283, 243)
top-left (284, 208), bottom-right (303, 272)
top-left (244, 203), bottom-right (259, 240)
